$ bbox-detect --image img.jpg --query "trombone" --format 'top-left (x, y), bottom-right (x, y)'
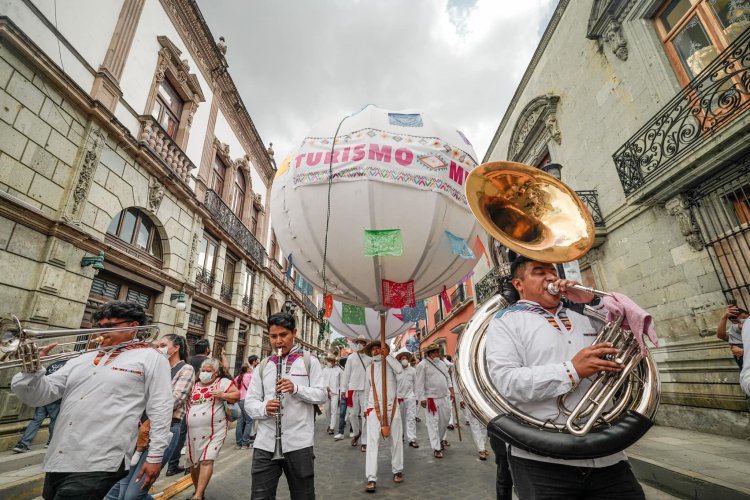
top-left (0, 315), bottom-right (159, 371)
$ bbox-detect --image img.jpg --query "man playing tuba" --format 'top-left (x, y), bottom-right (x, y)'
top-left (486, 255), bottom-right (645, 500)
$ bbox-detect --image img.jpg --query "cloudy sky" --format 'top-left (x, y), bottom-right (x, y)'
top-left (197, 0), bottom-right (557, 163)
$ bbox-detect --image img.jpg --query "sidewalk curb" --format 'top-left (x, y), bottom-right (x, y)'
top-left (629, 453), bottom-right (750, 500)
top-left (151, 474), bottom-right (193, 499)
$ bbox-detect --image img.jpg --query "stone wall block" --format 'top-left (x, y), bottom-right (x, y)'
top-left (0, 88), bottom-right (21, 124)
top-left (0, 55), bottom-right (12, 88)
top-left (0, 119), bottom-right (28, 160)
top-left (14, 107), bottom-right (52, 146)
top-left (21, 142), bottom-right (58, 179)
top-left (28, 174), bottom-right (64, 211)
top-left (45, 129), bottom-right (78, 166)
top-left (39, 265), bottom-right (64, 293)
top-left (671, 243), bottom-right (705, 266)
top-left (697, 273), bottom-right (721, 293)
top-left (0, 154), bottom-right (33, 193)
top-left (31, 73), bottom-right (64, 105)
top-left (0, 284), bottom-right (28, 322)
top-left (7, 223), bottom-right (47, 261)
top-left (6, 72), bottom-right (44, 113)
top-left (87, 183), bottom-right (122, 218)
top-left (39, 98), bottom-right (72, 136)
top-left (104, 173), bottom-right (135, 209)
top-left (0, 217), bottom-right (15, 249)
top-left (99, 146), bottom-right (126, 176)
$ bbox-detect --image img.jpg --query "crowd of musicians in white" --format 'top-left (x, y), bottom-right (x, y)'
top-left (9, 252), bottom-right (672, 499)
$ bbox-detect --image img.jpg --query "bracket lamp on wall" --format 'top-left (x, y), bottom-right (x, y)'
top-left (540, 163), bottom-right (563, 180)
top-left (81, 251), bottom-right (105, 270)
top-left (283, 299), bottom-right (297, 316)
top-left (170, 291), bottom-right (187, 311)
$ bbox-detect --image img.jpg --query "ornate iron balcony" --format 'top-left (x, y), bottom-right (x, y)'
top-left (450, 284), bottom-right (466, 306)
top-left (575, 190), bottom-right (605, 228)
top-left (613, 27), bottom-right (750, 196)
top-left (475, 268), bottom-right (503, 305)
top-left (301, 294), bottom-right (318, 318)
top-left (195, 266), bottom-right (215, 287)
top-left (204, 190), bottom-right (267, 268)
top-left (137, 116), bottom-right (197, 185)
top-left (219, 283), bottom-right (233, 303)
top-left (242, 293), bottom-right (252, 309)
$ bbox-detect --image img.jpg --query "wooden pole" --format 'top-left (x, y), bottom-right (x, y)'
top-left (380, 311), bottom-right (388, 429)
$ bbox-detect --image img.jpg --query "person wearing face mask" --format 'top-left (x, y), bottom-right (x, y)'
top-left (363, 342), bottom-right (404, 492)
top-left (106, 334), bottom-right (194, 500)
top-left (341, 336), bottom-right (372, 450)
top-left (394, 349), bottom-right (418, 448)
top-left (185, 358), bottom-right (240, 500)
top-left (415, 343), bottom-right (454, 459)
top-left (323, 354), bottom-right (343, 436)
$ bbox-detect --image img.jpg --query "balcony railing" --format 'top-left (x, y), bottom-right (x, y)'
top-left (219, 283), bottom-right (233, 304)
top-left (195, 265), bottom-right (215, 289)
top-left (301, 294), bottom-right (318, 318)
top-left (613, 27), bottom-right (750, 196)
top-left (137, 116), bottom-right (196, 185)
top-left (242, 293), bottom-right (252, 314)
top-left (575, 190), bottom-right (605, 228)
top-left (475, 268), bottom-right (503, 305)
top-left (450, 283), bottom-right (466, 306)
top-left (433, 309), bottom-right (443, 327)
top-left (204, 190), bottom-right (267, 268)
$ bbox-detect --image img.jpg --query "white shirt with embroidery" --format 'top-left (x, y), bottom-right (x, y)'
top-left (245, 348), bottom-right (326, 454)
top-left (486, 299), bottom-right (626, 468)
top-left (11, 346), bottom-right (173, 472)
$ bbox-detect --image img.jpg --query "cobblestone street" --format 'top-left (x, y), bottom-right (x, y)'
top-left (173, 413), bottom-right (498, 499)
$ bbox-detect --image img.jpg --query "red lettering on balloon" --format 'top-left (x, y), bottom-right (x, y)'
top-left (394, 148), bottom-right (413, 166)
top-left (449, 161), bottom-right (466, 186)
top-left (352, 144), bottom-right (366, 162)
top-left (324, 150), bottom-right (340, 165)
top-left (341, 147), bottom-right (350, 162)
top-left (294, 154), bottom-right (305, 168)
top-left (306, 152), bottom-right (323, 167)
top-left (368, 144), bottom-right (392, 162)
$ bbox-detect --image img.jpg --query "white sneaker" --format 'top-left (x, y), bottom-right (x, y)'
top-left (334, 434), bottom-right (344, 440)
top-left (349, 432), bottom-right (355, 437)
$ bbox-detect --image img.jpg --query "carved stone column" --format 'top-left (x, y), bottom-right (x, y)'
top-left (64, 127), bottom-right (106, 223)
top-left (91, 0), bottom-right (145, 111)
top-left (665, 194), bottom-right (704, 251)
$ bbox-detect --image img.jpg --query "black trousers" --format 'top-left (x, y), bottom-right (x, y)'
top-left (488, 433), bottom-right (513, 500)
top-left (251, 447), bottom-right (315, 500)
top-left (509, 455), bottom-right (645, 500)
top-left (42, 461), bottom-right (127, 500)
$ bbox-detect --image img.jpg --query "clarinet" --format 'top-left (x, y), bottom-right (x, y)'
top-left (271, 347), bottom-right (284, 460)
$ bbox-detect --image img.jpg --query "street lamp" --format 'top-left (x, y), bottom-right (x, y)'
top-left (170, 291), bottom-right (187, 311)
top-left (540, 163), bottom-right (563, 180)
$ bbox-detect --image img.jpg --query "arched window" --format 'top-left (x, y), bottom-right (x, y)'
top-left (212, 157), bottom-right (227, 196)
top-left (106, 208), bottom-right (163, 259)
top-left (232, 170), bottom-right (246, 218)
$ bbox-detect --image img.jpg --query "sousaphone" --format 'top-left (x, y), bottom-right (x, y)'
top-left (454, 161), bottom-right (660, 460)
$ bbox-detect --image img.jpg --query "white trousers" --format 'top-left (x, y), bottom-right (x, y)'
top-left (398, 398), bottom-right (417, 442)
top-left (326, 394), bottom-right (339, 430)
top-left (468, 412), bottom-right (486, 452)
top-left (365, 404), bottom-right (403, 482)
top-left (424, 397), bottom-right (451, 451)
top-left (346, 390), bottom-right (367, 438)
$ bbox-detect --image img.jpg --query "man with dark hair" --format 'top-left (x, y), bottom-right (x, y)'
top-left (248, 354), bottom-right (260, 366)
top-left (189, 339), bottom-right (211, 373)
top-left (486, 257), bottom-right (645, 499)
top-left (246, 312), bottom-right (326, 499)
top-left (11, 301), bottom-right (173, 499)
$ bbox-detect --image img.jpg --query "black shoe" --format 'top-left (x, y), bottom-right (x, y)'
top-left (166, 466), bottom-right (185, 476)
top-left (447, 424), bottom-right (455, 430)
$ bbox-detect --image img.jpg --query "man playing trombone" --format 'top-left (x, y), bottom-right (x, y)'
top-left (486, 256), bottom-right (645, 499)
top-left (10, 301), bottom-right (173, 500)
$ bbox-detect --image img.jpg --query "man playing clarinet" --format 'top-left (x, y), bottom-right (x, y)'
top-left (246, 313), bottom-right (326, 500)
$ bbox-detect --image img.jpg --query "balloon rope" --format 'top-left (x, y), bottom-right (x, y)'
top-left (321, 114), bottom-right (349, 296)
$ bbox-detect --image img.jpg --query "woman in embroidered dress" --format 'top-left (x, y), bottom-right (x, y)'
top-left (186, 358), bottom-right (240, 500)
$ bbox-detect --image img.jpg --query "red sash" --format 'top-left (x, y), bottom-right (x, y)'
top-left (426, 398), bottom-right (437, 415)
top-left (347, 390), bottom-right (354, 408)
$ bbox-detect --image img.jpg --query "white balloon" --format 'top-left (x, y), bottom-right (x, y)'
top-left (328, 301), bottom-right (412, 341)
top-left (271, 105), bottom-right (482, 309)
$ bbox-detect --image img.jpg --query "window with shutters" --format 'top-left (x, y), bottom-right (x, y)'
top-left (86, 273), bottom-right (155, 322)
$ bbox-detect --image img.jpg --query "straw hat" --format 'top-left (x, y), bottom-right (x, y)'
top-left (325, 354), bottom-right (337, 362)
top-left (394, 349), bottom-right (413, 362)
top-left (353, 336), bottom-right (368, 345)
top-left (425, 343), bottom-right (442, 354)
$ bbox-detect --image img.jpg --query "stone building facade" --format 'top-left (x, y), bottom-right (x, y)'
top-left (0, 0), bottom-right (327, 430)
top-left (477, 0), bottom-right (750, 437)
